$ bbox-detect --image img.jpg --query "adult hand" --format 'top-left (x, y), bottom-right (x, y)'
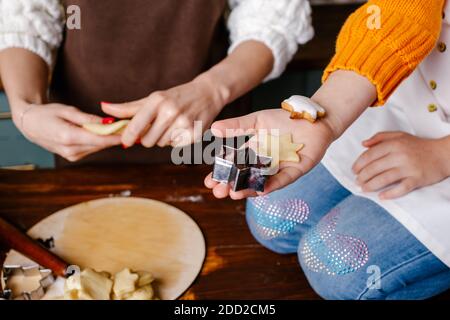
top-left (102, 77), bottom-right (226, 148)
top-left (12, 102), bottom-right (122, 162)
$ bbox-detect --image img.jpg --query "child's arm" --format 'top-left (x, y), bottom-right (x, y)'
top-left (352, 133), bottom-right (450, 200)
top-left (205, 70), bottom-right (375, 200)
top-left (324, 0), bottom-right (445, 106)
top-left (205, 0), bottom-right (445, 199)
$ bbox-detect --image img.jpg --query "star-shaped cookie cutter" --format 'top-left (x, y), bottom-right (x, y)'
top-left (212, 145), bottom-right (272, 192)
top-left (1, 265), bottom-right (55, 300)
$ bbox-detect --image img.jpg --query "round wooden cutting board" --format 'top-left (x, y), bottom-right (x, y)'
top-left (3, 197), bottom-right (206, 300)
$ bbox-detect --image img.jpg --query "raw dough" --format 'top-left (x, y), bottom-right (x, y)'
top-left (83, 120), bottom-right (130, 136)
top-left (112, 268), bottom-right (139, 299)
top-left (136, 271), bottom-right (154, 287)
top-left (282, 95), bottom-right (326, 123)
top-left (124, 285), bottom-right (154, 300)
top-left (63, 268), bottom-right (156, 300)
top-left (249, 132), bottom-right (304, 168)
top-left (64, 268), bottom-right (113, 300)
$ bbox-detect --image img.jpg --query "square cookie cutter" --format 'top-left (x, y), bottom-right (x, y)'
top-left (1, 265), bottom-right (55, 300)
top-left (212, 145), bottom-right (272, 192)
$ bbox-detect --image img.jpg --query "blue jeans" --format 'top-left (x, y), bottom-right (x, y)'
top-left (246, 164), bottom-right (450, 300)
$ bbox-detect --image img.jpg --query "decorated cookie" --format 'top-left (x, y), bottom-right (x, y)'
top-left (249, 132), bottom-right (304, 168)
top-left (282, 95), bottom-right (326, 123)
top-left (83, 120), bottom-right (130, 136)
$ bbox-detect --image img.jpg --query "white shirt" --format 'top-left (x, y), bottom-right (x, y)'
top-left (322, 2), bottom-right (450, 267)
top-left (0, 0), bottom-right (314, 81)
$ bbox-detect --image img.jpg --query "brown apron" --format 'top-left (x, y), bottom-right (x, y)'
top-left (51, 0), bottom-right (252, 166)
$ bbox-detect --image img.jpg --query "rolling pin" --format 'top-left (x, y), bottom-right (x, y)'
top-left (0, 217), bottom-right (70, 277)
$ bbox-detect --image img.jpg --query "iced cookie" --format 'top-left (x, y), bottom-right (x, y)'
top-left (83, 120), bottom-right (130, 136)
top-left (282, 95), bottom-right (326, 123)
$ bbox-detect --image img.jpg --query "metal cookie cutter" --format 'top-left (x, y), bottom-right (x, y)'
top-left (212, 145), bottom-right (272, 192)
top-left (1, 265), bottom-right (55, 300)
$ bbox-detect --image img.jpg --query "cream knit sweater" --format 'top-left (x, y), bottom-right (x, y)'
top-left (0, 0), bottom-right (314, 81)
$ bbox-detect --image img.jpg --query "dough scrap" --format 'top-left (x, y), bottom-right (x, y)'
top-left (63, 268), bottom-right (156, 300)
top-left (112, 268), bottom-right (139, 299)
top-left (136, 270), bottom-right (155, 287)
top-left (83, 120), bottom-right (130, 136)
top-left (64, 268), bottom-right (113, 300)
top-left (125, 285), bottom-right (154, 300)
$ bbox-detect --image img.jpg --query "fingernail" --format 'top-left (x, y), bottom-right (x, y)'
top-left (122, 143), bottom-right (129, 149)
top-left (102, 117), bottom-right (115, 124)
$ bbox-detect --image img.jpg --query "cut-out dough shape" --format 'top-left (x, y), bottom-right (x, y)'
top-left (282, 95), bottom-right (326, 123)
top-left (64, 267), bottom-right (156, 300)
top-left (248, 133), bottom-right (304, 168)
top-left (83, 120), bottom-right (130, 136)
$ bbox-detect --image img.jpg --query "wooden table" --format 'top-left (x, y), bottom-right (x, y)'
top-left (1, 165), bottom-right (450, 300)
top-left (0, 165), bottom-right (320, 300)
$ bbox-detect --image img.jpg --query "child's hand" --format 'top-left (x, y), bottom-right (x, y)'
top-left (204, 109), bottom-right (336, 200)
top-left (353, 132), bottom-right (449, 200)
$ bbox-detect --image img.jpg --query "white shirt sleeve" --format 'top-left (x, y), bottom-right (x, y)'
top-left (227, 0), bottom-right (314, 81)
top-left (0, 0), bottom-right (65, 67)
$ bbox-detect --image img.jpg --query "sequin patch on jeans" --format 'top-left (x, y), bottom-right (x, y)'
top-left (300, 209), bottom-right (369, 275)
top-left (250, 196), bottom-right (310, 240)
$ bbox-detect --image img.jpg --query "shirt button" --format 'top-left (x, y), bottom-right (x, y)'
top-left (428, 104), bottom-right (438, 113)
top-left (430, 80), bottom-right (437, 90)
top-left (438, 42), bottom-right (447, 52)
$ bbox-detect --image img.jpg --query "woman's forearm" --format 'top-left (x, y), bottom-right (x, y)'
top-left (194, 40), bottom-right (274, 107)
top-left (0, 48), bottom-right (49, 116)
top-left (312, 70), bottom-right (377, 140)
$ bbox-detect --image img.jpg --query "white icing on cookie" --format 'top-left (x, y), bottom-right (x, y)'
top-left (283, 96), bottom-right (325, 120)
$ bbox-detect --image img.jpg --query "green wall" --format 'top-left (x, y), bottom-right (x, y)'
top-left (0, 92), bottom-right (54, 168)
top-left (253, 70), bottom-right (322, 110)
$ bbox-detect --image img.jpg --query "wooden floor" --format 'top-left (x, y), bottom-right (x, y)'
top-left (0, 165), bottom-right (449, 300)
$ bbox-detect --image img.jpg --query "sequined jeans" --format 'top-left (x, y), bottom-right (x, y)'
top-left (246, 164), bottom-right (450, 300)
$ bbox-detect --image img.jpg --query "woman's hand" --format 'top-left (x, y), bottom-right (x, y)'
top-left (102, 41), bottom-right (275, 149)
top-left (204, 109), bottom-right (336, 200)
top-left (353, 132), bottom-right (450, 200)
top-left (12, 102), bottom-right (122, 162)
top-left (102, 77), bottom-right (225, 148)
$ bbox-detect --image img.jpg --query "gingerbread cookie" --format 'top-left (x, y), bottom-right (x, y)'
top-left (282, 95), bottom-right (326, 123)
top-left (83, 120), bottom-right (130, 136)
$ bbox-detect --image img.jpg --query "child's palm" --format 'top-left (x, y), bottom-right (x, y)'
top-left (205, 109), bottom-right (335, 200)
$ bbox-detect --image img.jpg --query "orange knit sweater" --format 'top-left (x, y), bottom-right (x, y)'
top-left (323, 0), bottom-right (445, 106)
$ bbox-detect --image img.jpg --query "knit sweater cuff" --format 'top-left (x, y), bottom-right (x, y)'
top-left (229, 27), bottom-right (314, 82)
top-left (0, 33), bottom-right (53, 67)
top-left (323, 1), bottom-right (443, 106)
